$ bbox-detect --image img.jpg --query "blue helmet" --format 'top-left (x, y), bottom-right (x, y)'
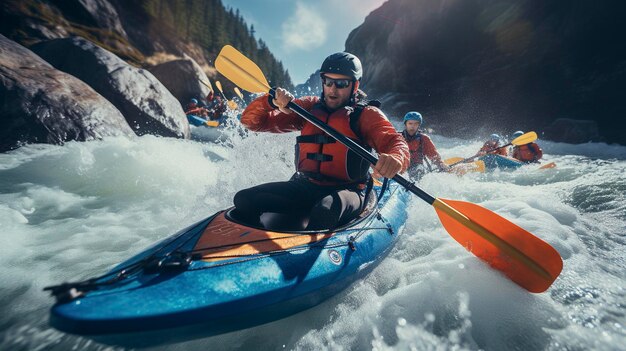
top-left (512, 130), bottom-right (524, 139)
top-left (190, 98), bottom-right (198, 105)
top-left (403, 111), bottom-right (423, 124)
top-left (490, 134), bottom-right (500, 141)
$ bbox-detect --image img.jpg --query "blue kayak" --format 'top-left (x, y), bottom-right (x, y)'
top-left (479, 154), bottom-right (524, 170)
top-left (187, 114), bottom-right (222, 127)
top-left (46, 181), bottom-right (410, 337)
top-left (187, 114), bottom-right (208, 126)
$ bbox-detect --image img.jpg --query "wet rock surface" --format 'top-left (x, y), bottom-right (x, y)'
top-left (0, 34), bottom-right (134, 152)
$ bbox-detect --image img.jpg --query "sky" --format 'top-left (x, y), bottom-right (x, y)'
top-left (221, 0), bottom-right (388, 84)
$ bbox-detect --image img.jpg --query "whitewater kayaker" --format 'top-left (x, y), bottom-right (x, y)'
top-left (510, 130), bottom-right (543, 163)
top-left (400, 111), bottom-right (449, 178)
top-left (206, 95), bottom-right (227, 121)
top-left (233, 52), bottom-right (409, 230)
top-left (186, 98), bottom-right (198, 111)
top-left (185, 98), bottom-right (210, 118)
top-left (477, 134), bottom-right (508, 156)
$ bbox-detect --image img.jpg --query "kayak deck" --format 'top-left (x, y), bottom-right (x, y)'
top-left (48, 181), bottom-right (410, 337)
top-left (479, 154), bottom-right (524, 170)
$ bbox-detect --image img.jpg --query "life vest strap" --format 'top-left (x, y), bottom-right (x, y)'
top-left (296, 135), bottom-right (336, 144)
top-left (306, 153), bottom-right (333, 162)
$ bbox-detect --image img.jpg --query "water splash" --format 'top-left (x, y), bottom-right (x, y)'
top-left (0, 130), bottom-right (624, 350)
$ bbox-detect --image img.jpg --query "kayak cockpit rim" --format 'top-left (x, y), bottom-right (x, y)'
top-left (224, 187), bottom-right (380, 234)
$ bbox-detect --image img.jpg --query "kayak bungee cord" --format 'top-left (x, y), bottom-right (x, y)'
top-left (44, 213), bottom-right (220, 302)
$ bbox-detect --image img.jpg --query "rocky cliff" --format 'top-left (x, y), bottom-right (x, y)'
top-left (344, 0), bottom-right (626, 144)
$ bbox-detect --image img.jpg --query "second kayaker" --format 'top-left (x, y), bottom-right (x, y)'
top-left (477, 134), bottom-right (508, 156)
top-left (400, 111), bottom-right (449, 178)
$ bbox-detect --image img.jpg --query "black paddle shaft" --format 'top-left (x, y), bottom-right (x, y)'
top-left (449, 143), bottom-right (512, 167)
top-left (277, 91), bottom-right (436, 205)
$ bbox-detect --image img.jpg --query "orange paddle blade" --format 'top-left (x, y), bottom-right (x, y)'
top-left (433, 198), bottom-right (562, 293)
top-left (539, 162), bottom-right (557, 170)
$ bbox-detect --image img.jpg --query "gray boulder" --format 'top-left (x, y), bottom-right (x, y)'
top-left (32, 37), bottom-right (189, 138)
top-left (76, 0), bottom-right (128, 39)
top-left (543, 118), bottom-right (601, 144)
top-left (0, 34), bottom-right (134, 152)
top-left (149, 56), bottom-right (212, 104)
top-left (50, 0), bottom-right (128, 40)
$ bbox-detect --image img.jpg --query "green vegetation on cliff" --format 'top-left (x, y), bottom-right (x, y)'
top-left (0, 0), bottom-right (292, 89)
top-left (143, 0), bottom-right (293, 89)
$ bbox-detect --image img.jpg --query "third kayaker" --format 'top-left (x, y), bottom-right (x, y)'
top-left (233, 52), bottom-right (409, 230)
top-left (477, 134), bottom-right (508, 156)
top-left (510, 130), bottom-right (544, 163)
top-left (400, 111), bottom-right (449, 178)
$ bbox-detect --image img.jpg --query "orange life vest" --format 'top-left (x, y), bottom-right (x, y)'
top-left (513, 143), bottom-right (543, 163)
top-left (296, 103), bottom-right (370, 185)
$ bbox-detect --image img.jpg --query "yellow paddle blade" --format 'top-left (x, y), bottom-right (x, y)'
top-left (450, 160), bottom-right (485, 175)
top-left (234, 87), bottom-right (243, 99)
top-left (215, 80), bottom-right (223, 93)
top-left (227, 100), bottom-right (238, 110)
top-left (206, 120), bottom-right (219, 127)
top-left (433, 198), bottom-right (562, 293)
top-left (511, 131), bottom-right (537, 146)
top-left (539, 162), bottom-right (557, 170)
top-left (474, 160), bottom-right (485, 172)
top-left (215, 45), bottom-right (271, 93)
top-left (199, 79), bottom-right (213, 92)
top-left (444, 157), bottom-right (465, 165)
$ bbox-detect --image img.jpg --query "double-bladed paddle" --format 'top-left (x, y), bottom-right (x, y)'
top-left (446, 132), bottom-right (538, 167)
top-left (215, 80), bottom-right (239, 110)
top-left (234, 86), bottom-right (244, 99)
top-left (215, 45), bottom-right (562, 293)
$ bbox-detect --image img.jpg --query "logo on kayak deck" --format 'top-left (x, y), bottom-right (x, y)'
top-left (328, 250), bottom-right (342, 265)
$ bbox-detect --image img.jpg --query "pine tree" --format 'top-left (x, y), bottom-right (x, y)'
top-left (141, 0), bottom-right (293, 86)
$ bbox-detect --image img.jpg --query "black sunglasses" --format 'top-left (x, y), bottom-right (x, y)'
top-left (321, 76), bottom-right (352, 89)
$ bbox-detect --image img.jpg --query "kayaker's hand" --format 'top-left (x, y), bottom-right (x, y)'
top-left (477, 151), bottom-right (486, 156)
top-left (272, 88), bottom-right (293, 114)
top-left (371, 168), bottom-right (382, 179)
top-left (375, 153), bottom-right (402, 178)
top-left (439, 163), bottom-right (451, 172)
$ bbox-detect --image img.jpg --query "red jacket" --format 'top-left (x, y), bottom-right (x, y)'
top-left (185, 106), bottom-right (208, 117)
top-left (241, 95), bottom-right (409, 184)
top-left (402, 131), bottom-right (445, 169)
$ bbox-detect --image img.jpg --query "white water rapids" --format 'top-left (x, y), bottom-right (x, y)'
top-left (0, 123), bottom-right (624, 350)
